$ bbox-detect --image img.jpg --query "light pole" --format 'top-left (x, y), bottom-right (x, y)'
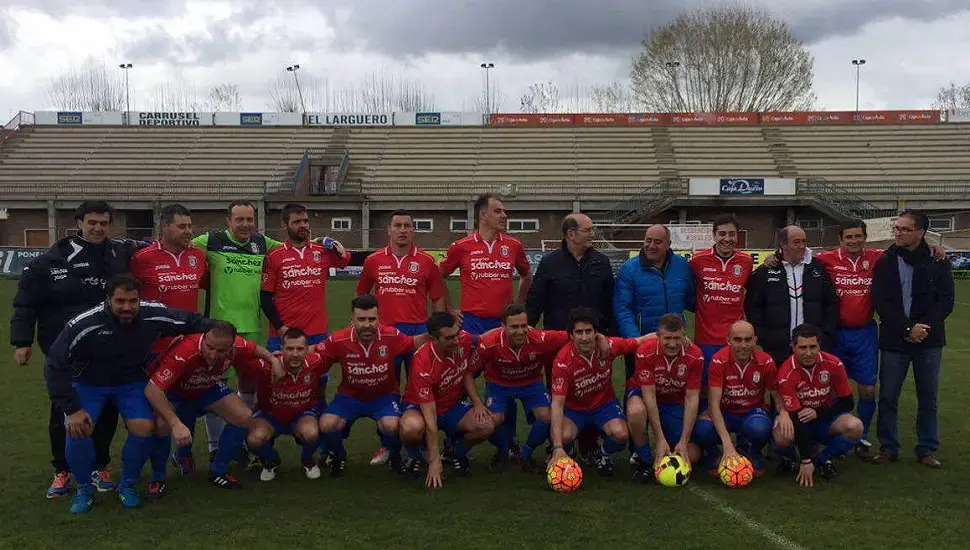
top-left (665, 61), bottom-right (682, 112)
top-left (286, 64), bottom-right (307, 115)
top-left (119, 63), bottom-right (132, 124)
top-left (480, 62), bottom-right (495, 116)
top-left (852, 59), bottom-right (866, 112)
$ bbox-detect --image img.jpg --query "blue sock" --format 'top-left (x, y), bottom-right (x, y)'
top-left (817, 434), bottom-right (856, 463)
top-left (452, 437), bottom-right (471, 459)
top-left (635, 443), bottom-right (652, 463)
top-left (210, 424), bottom-right (246, 475)
top-left (121, 434), bottom-right (152, 488)
top-left (503, 404), bottom-right (519, 447)
top-left (300, 441), bottom-right (318, 463)
top-left (406, 444), bottom-right (422, 460)
top-left (150, 435), bottom-right (171, 482)
top-left (324, 431), bottom-right (346, 460)
top-left (65, 436), bottom-right (96, 492)
top-left (858, 397), bottom-right (875, 439)
top-left (256, 442), bottom-right (281, 463)
top-left (489, 423), bottom-right (511, 456)
top-left (379, 431), bottom-right (402, 455)
top-left (522, 420), bottom-right (549, 461)
top-left (602, 436), bottom-right (625, 455)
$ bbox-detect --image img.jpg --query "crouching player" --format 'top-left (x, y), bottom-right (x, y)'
top-left (775, 323), bottom-right (863, 487)
top-left (315, 294), bottom-right (428, 477)
top-left (145, 321), bottom-right (283, 495)
top-left (399, 311), bottom-right (494, 487)
top-left (549, 307), bottom-right (651, 476)
top-left (242, 328), bottom-right (330, 481)
top-left (693, 320), bottom-right (777, 476)
top-left (626, 314), bottom-right (704, 481)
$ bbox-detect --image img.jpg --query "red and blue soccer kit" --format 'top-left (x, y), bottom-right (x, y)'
top-left (402, 331), bottom-right (478, 439)
top-left (629, 338), bottom-right (705, 446)
top-left (689, 248), bottom-right (753, 377)
top-left (439, 232), bottom-right (531, 335)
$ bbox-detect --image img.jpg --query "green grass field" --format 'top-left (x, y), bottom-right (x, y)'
top-left (1, 279), bottom-right (969, 550)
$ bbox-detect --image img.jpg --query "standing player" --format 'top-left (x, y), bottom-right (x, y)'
top-left (314, 294), bottom-right (427, 476)
top-left (774, 323), bottom-right (863, 486)
top-left (130, 204), bottom-right (207, 316)
top-left (242, 328), bottom-right (330, 482)
top-left (356, 210), bottom-right (447, 465)
top-left (689, 214), bottom-right (753, 377)
top-left (625, 314), bottom-right (705, 480)
top-left (144, 321), bottom-right (282, 495)
top-left (693, 321), bottom-right (777, 475)
top-left (549, 307), bottom-right (650, 476)
top-left (399, 312), bottom-right (493, 487)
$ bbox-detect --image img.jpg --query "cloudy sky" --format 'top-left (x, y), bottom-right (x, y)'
top-left (1, 0), bottom-right (969, 119)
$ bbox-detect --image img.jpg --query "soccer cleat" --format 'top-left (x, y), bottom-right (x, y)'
top-left (369, 447), bottom-right (390, 466)
top-left (208, 472), bottom-right (240, 489)
top-left (581, 448), bottom-right (602, 467)
top-left (172, 453), bottom-right (196, 476)
top-left (330, 457), bottom-right (347, 478)
top-left (388, 453), bottom-right (406, 475)
top-left (508, 443), bottom-right (523, 462)
top-left (488, 452), bottom-right (510, 473)
top-left (47, 471), bottom-right (71, 499)
top-left (452, 456), bottom-right (472, 477)
top-left (748, 453), bottom-right (767, 477)
top-left (596, 454), bottom-right (615, 477)
top-left (777, 456), bottom-right (799, 476)
top-left (632, 459), bottom-right (654, 484)
top-left (403, 457), bottom-right (425, 477)
top-left (629, 451), bottom-right (639, 466)
top-left (69, 489), bottom-right (94, 514)
top-left (260, 460), bottom-right (281, 482)
top-left (855, 439), bottom-right (873, 461)
top-left (303, 461), bottom-right (321, 480)
top-left (117, 485), bottom-right (140, 509)
top-left (441, 438), bottom-right (455, 462)
top-left (817, 459), bottom-right (839, 480)
top-left (147, 481), bottom-right (167, 501)
top-left (703, 451), bottom-right (720, 476)
top-left (245, 452), bottom-right (262, 473)
top-left (92, 467), bottom-right (118, 493)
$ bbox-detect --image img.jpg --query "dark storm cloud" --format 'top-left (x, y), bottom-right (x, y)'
top-left (323, 0), bottom-right (970, 58)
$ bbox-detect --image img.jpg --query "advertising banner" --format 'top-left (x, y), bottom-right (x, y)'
top-left (132, 112), bottom-right (215, 126)
top-left (34, 111), bottom-right (125, 125)
top-left (303, 113), bottom-right (393, 126)
top-left (0, 247), bottom-right (46, 277)
top-left (946, 108), bottom-right (970, 123)
top-left (671, 112), bottom-right (759, 126)
top-left (689, 177), bottom-right (794, 196)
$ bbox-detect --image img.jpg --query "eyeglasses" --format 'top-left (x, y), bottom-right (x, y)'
top-left (892, 226), bottom-right (916, 233)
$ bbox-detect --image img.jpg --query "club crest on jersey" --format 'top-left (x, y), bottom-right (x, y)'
top-left (677, 365), bottom-right (686, 377)
top-left (312, 251), bottom-right (322, 263)
top-left (733, 264), bottom-right (742, 277)
top-left (419, 387), bottom-right (431, 398)
top-left (819, 371), bottom-right (830, 383)
top-left (304, 374), bottom-right (312, 383)
top-left (529, 352), bottom-right (536, 362)
top-left (752, 371), bottom-right (761, 384)
top-left (379, 345), bottom-right (388, 358)
top-left (409, 261), bottom-right (420, 273)
top-left (599, 360), bottom-right (607, 367)
top-left (188, 255), bottom-right (197, 268)
top-left (251, 242), bottom-right (260, 254)
top-left (863, 260), bottom-right (870, 270)
top-left (500, 245), bottom-right (510, 257)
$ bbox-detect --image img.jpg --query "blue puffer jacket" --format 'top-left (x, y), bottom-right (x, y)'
top-left (613, 249), bottom-right (695, 338)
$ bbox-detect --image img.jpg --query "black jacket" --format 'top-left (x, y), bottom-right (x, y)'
top-left (872, 242), bottom-right (954, 351)
top-left (11, 236), bottom-right (138, 354)
top-left (45, 301), bottom-right (212, 415)
top-left (526, 242), bottom-right (615, 332)
top-left (745, 257), bottom-right (839, 362)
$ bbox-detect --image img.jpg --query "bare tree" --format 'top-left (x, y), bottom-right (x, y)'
top-left (587, 81), bottom-right (634, 112)
top-left (336, 70), bottom-right (436, 112)
top-left (202, 83), bottom-right (243, 111)
top-left (519, 81), bottom-right (563, 113)
top-left (933, 81), bottom-right (970, 110)
top-left (46, 58), bottom-right (125, 111)
top-left (146, 71), bottom-right (202, 111)
top-left (268, 71), bottom-right (303, 112)
top-left (631, 5), bottom-right (815, 112)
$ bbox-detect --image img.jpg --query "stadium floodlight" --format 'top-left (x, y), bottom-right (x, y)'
top-left (665, 61), bottom-right (681, 69)
top-left (480, 62), bottom-right (495, 117)
top-left (852, 59), bottom-right (867, 112)
top-left (286, 64), bottom-right (307, 115)
top-left (119, 63), bottom-right (133, 124)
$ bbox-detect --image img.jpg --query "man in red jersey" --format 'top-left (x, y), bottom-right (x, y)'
top-left (399, 311), bottom-right (493, 487)
top-left (689, 214), bottom-right (753, 380)
top-left (549, 307), bottom-right (651, 477)
top-left (242, 328), bottom-right (331, 482)
top-left (356, 209), bottom-right (447, 466)
top-left (315, 294), bottom-right (428, 476)
top-left (625, 314), bottom-right (705, 480)
top-left (130, 204), bottom-right (207, 316)
top-left (144, 321), bottom-right (282, 496)
top-left (693, 321), bottom-right (777, 476)
top-left (774, 323), bottom-right (863, 487)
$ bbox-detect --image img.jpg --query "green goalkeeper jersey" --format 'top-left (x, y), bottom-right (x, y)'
top-left (193, 230), bottom-right (282, 334)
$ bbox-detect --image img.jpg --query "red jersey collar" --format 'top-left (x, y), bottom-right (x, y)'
top-left (383, 244), bottom-right (418, 258)
top-left (473, 231), bottom-right (504, 244)
top-left (349, 325), bottom-right (383, 343)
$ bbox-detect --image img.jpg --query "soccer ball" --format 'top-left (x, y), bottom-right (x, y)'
top-left (718, 455), bottom-right (755, 488)
top-left (655, 455), bottom-right (691, 487)
top-left (546, 457), bottom-right (583, 493)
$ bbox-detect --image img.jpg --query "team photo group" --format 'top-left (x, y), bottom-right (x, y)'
top-left (10, 193), bottom-right (954, 514)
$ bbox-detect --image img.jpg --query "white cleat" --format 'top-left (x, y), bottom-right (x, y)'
top-left (629, 452), bottom-right (639, 466)
top-left (303, 464), bottom-right (322, 480)
top-left (259, 466), bottom-right (278, 482)
top-left (369, 447), bottom-right (390, 466)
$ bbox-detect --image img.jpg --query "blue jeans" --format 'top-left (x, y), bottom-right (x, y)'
top-left (877, 347), bottom-right (942, 457)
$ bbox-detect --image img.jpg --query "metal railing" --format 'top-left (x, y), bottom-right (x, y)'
top-left (798, 178), bottom-right (892, 220)
top-left (291, 150), bottom-right (310, 194)
top-left (599, 179), bottom-right (680, 225)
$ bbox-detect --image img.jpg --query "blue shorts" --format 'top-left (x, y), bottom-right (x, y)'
top-left (805, 412), bottom-right (854, 442)
top-left (723, 407), bottom-right (770, 433)
top-left (461, 313), bottom-right (502, 336)
top-left (255, 407), bottom-right (321, 437)
top-left (72, 380), bottom-right (154, 423)
top-left (167, 382), bottom-right (236, 424)
top-left (268, 333), bottom-right (332, 387)
top-left (402, 399), bottom-right (472, 439)
top-left (623, 390), bottom-right (699, 446)
top-left (699, 344), bottom-right (725, 387)
top-left (325, 393), bottom-right (401, 427)
top-left (485, 380), bottom-right (550, 415)
top-left (832, 322), bottom-right (878, 386)
top-left (563, 399), bottom-right (625, 433)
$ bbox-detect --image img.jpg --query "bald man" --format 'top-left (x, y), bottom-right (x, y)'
top-left (692, 321), bottom-right (780, 475)
top-left (744, 225), bottom-right (838, 365)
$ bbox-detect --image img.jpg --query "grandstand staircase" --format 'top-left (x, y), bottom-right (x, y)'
top-left (650, 127), bottom-right (681, 179)
top-left (799, 177), bottom-right (895, 221)
top-left (306, 128), bottom-right (352, 195)
top-left (595, 179), bottom-right (679, 239)
top-left (761, 127), bottom-right (798, 177)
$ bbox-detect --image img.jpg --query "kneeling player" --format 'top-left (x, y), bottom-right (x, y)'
top-left (242, 328), bottom-right (330, 481)
top-left (549, 307), bottom-right (650, 476)
top-left (399, 311), bottom-right (493, 488)
top-left (626, 314), bottom-right (704, 481)
top-left (315, 294), bottom-right (427, 476)
top-left (693, 321), bottom-right (777, 476)
top-left (775, 323), bottom-right (864, 487)
top-left (145, 321), bottom-right (283, 494)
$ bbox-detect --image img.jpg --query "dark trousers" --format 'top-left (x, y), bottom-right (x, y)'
top-left (49, 400), bottom-right (118, 473)
top-left (877, 347), bottom-right (942, 458)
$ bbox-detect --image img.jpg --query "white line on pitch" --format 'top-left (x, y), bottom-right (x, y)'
top-left (689, 485), bottom-right (809, 550)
